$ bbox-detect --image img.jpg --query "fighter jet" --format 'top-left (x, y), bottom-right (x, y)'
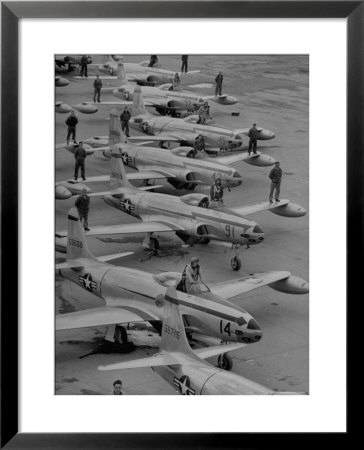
top-left (90, 60), bottom-right (237, 115)
top-left (122, 85), bottom-right (274, 154)
top-left (55, 54), bottom-right (92, 72)
top-left (56, 207), bottom-right (308, 369)
top-left (59, 115), bottom-right (304, 269)
top-left (99, 288), bottom-right (306, 395)
top-left (83, 55), bottom-right (200, 86)
top-left (82, 110), bottom-right (274, 191)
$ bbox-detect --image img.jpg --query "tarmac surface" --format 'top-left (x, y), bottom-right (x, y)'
top-left (55, 55), bottom-right (309, 395)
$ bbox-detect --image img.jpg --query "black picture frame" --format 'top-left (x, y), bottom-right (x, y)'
top-left (1, 1), bottom-right (358, 448)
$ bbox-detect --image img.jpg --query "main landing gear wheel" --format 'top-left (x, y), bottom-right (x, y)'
top-left (231, 256), bottom-right (241, 271)
top-left (114, 325), bottom-right (128, 344)
top-left (217, 353), bottom-right (233, 371)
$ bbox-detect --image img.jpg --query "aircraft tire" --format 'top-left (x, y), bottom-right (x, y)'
top-left (231, 256), bottom-right (241, 271)
top-left (217, 353), bottom-right (233, 371)
top-left (114, 325), bottom-right (128, 344)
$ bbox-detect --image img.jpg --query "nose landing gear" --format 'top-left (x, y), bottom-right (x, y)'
top-left (230, 244), bottom-right (242, 271)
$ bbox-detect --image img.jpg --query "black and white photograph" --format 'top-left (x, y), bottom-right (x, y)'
top-left (55, 54), bottom-right (309, 396)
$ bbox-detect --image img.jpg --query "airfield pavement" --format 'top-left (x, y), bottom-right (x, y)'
top-left (55, 55), bottom-right (309, 395)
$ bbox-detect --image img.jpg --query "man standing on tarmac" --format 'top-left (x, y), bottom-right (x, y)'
top-left (120, 107), bottom-right (131, 138)
top-left (215, 71), bottom-right (223, 96)
top-left (74, 141), bottom-right (87, 181)
top-left (269, 161), bottom-right (282, 204)
top-left (181, 55), bottom-right (188, 73)
top-left (93, 74), bottom-right (102, 102)
top-left (80, 55), bottom-right (89, 77)
top-left (66, 111), bottom-right (78, 145)
top-left (248, 123), bottom-right (259, 155)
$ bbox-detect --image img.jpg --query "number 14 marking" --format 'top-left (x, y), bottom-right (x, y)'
top-left (220, 320), bottom-right (231, 336)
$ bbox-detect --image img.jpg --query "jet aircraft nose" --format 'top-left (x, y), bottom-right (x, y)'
top-left (236, 316), bottom-right (263, 343)
top-left (240, 224), bottom-right (265, 245)
top-left (228, 171), bottom-right (243, 187)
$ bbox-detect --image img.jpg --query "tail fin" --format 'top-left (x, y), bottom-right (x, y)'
top-left (66, 207), bottom-right (95, 261)
top-left (132, 85), bottom-right (147, 116)
top-left (109, 108), bottom-right (124, 146)
top-left (160, 287), bottom-right (196, 356)
top-left (117, 60), bottom-right (128, 85)
top-left (110, 146), bottom-right (133, 191)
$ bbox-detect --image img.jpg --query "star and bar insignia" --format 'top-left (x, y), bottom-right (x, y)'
top-left (173, 375), bottom-right (195, 395)
top-left (119, 198), bottom-right (135, 213)
top-left (78, 273), bottom-right (97, 292)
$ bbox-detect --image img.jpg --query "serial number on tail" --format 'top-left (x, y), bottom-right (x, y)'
top-left (164, 324), bottom-right (180, 339)
top-left (69, 238), bottom-right (83, 248)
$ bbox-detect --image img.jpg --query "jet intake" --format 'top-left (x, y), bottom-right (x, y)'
top-left (180, 193), bottom-right (209, 207)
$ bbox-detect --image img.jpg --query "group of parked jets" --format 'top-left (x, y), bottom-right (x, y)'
top-left (55, 55), bottom-right (308, 395)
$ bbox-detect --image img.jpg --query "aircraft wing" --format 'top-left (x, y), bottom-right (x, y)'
top-left (209, 271), bottom-right (292, 299)
top-left (128, 131), bottom-right (198, 144)
top-left (56, 221), bottom-right (183, 239)
top-left (56, 306), bottom-right (158, 331)
top-left (85, 170), bottom-right (176, 183)
top-left (228, 199), bottom-right (290, 216)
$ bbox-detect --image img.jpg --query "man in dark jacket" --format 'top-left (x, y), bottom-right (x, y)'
top-left (269, 161), bottom-right (282, 203)
top-left (215, 71), bottom-right (223, 96)
top-left (120, 107), bottom-right (131, 137)
top-left (148, 55), bottom-right (158, 67)
top-left (66, 111), bottom-right (78, 145)
top-left (80, 55), bottom-right (89, 77)
top-left (93, 74), bottom-right (102, 102)
top-left (181, 55), bottom-right (188, 73)
top-left (193, 135), bottom-right (205, 158)
top-left (75, 187), bottom-right (90, 231)
top-left (248, 123), bottom-right (259, 155)
top-left (74, 141), bottom-right (87, 181)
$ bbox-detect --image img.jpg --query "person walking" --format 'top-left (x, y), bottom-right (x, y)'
top-left (93, 74), bottom-right (102, 102)
top-left (79, 55), bottom-right (89, 77)
top-left (215, 71), bottom-right (223, 96)
top-left (181, 55), bottom-right (188, 73)
top-left (248, 123), bottom-right (259, 155)
top-left (74, 141), bottom-right (87, 181)
top-left (120, 107), bottom-right (131, 138)
top-left (75, 187), bottom-right (90, 231)
top-left (66, 111), bottom-right (78, 145)
top-left (269, 161), bottom-right (282, 204)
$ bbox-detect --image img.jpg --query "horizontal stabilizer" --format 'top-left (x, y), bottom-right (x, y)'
top-left (195, 343), bottom-right (246, 360)
top-left (97, 252), bottom-right (133, 262)
top-left (98, 353), bottom-right (180, 371)
top-left (56, 306), bottom-right (157, 331)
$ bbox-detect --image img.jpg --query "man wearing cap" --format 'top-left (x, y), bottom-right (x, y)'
top-left (248, 123), bottom-right (259, 155)
top-left (210, 174), bottom-right (224, 207)
top-left (269, 161), bottom-right (282, 204)
top-left (185, 257), bottom-right (204, 294)
top-left (74, 141), bottom-right (87, 181)
top-left (120, 107), bottom-right (131, 138)
top-left (75, 187), bottom-right (90, 231)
